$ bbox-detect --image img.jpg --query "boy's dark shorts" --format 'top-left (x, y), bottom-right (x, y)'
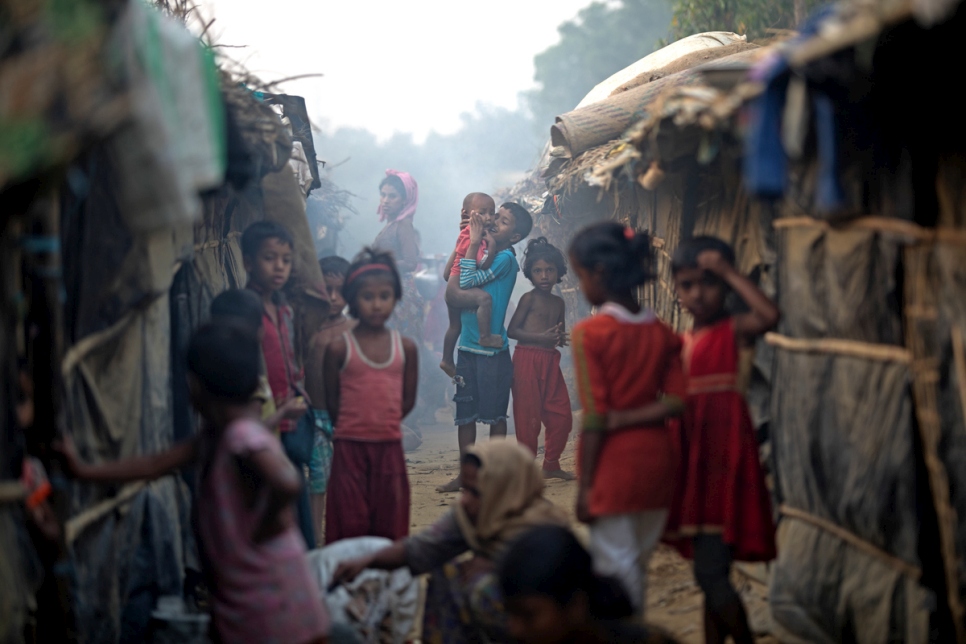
top-left (454, 349), bottom-right (513, 426)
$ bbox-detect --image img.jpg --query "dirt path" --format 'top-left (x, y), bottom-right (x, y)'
top-left (405, 419), bottom-right (775, 643)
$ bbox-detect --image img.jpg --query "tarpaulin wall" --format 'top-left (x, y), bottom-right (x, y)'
top-left (60, 144), bottom-right (198, 644)
top-left (766, 218), bottom-right (930, 642)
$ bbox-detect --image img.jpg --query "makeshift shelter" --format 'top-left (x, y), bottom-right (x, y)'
top-left (0, 1), bottom-right (337, 641)
top-left (525, 1), bottom-right (966, 641)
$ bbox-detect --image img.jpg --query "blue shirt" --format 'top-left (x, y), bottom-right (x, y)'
top-left (457, 249), bottom-right (518, 356)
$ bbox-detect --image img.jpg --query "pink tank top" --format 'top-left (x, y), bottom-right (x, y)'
top-left (336, 329), bottom-right (405, 442)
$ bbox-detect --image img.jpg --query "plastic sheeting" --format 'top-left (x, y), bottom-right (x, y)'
top-left (0, 509), bottom-right (30, 644)
top-left (307, 538), bottom-right (419, 644)
top-left (768, 224), bottom-right (930, 643)
top-left (551, 48), bottom-right (760, 159)
top-left (575, 32), bottom-right (747, 109)
top-left (60, 142), bottom-right (198, 644)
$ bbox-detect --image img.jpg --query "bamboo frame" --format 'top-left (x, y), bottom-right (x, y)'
top-left (774, 215), bottom-right (966, 245)
top-left (65, 481), bottom-right (148, 544)
top-left (779, 504), bottom-right (922, 580)
top-left (903, 245), bottom-right (966, 642)
top-left (765, 332), bottom-right (912, 364)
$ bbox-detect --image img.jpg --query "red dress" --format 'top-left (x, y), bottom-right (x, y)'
top-left (665, 317), bottom-right (776, 561)
top-left (572, 303), bottom-right (686, 517)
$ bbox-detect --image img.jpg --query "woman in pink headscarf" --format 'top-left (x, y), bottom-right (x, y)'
top-left (372, 169), bottom-right (424, 341)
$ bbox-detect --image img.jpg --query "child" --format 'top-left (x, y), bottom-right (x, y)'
top-left (439, 192), bottom-right (498, 378)
top-left (322, 248), bottom-right (419, 543)
top-left (241, 221), bottom-right (316, 547)
top-left (666, 236), bottom-right (779, 644)
top-left (59, 324), bottom-right (330, 643)
top-left (568, 222), bottom-right (686, 616)
top-left (507, 238), bottom-right (574, 480)
top-left (304, 255), bottom-right (355, 545)
top-left (438, 202), bottom-right (533, 493)
top-left (210, 289), bottom-right (307, 431)
top-left (499, 525), bottom-right (679, 644)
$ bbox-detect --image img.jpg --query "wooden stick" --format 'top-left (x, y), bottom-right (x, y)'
top-left (65, 481), bottom-right (147, 544)
top-left (780, 504), bottom-right (921, 580)
top-left (773, 215), bottom-right (966, 245)
top-left (0, 481), bottom-right (26, 504)
top-left (765, 332), bottom-right (912, 364)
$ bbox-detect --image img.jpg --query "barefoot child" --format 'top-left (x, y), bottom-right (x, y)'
top-left (665, 236), bottom-right (778, 644)
top-left (60, 324), bottom-right (330, 643)
top-left (323, 249), bottom-right (419, 543)
top-left (568, 222), bottom-right (686, 616)
top-left (303, 256), bottom-right (355, 546)
top-left (508, 238), bottom-right (574, 480)
top-left (439, 192), bottom-right (499, 377)
top-left (438, 203), bottom-right (533, 492)
top-left (242, 221), bottom-right (315, 547)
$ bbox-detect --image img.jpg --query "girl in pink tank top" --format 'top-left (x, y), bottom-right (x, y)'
top-left (322, 248), bottom-right (419, 543)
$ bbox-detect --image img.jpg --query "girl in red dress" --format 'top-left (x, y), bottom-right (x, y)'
top-left (666, 236), bottom-right (780, 644)
top-left (568, 223), bottom-right (687, 617)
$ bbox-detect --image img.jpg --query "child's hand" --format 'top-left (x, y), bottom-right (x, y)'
top-left (575, 488), bottom-right (593, 524)
top-left (696, 249), bottom-right (732, 277)
top-left (332, 556), bottom-right (373, 586)
top-left (468, 213), bottom-right (485, 244)
top-left (556, 329), bottom-right (571, 347)
top-left (52, 434), bottom-right (86, 478)
top-left (460, 209), bottom-right (472, 231)
top-left (540, 324), bottom-right (562, 342)
top-left (280, 396), bottom-right (308, 420)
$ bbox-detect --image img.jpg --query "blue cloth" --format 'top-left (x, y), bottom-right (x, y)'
top-left (743, 4), bottom-right (843, 209)
top-left (281, 421), bottom-right (316, 547)
top-left (812, 92), bottom-right (845, 211)
top-left (457, 249), bottom-right (518, 356)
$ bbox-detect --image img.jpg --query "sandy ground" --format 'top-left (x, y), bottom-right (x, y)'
top-left (405, 415), bottom-right (776, 644)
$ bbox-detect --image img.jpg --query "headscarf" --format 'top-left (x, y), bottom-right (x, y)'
top-left (454, 439), bottom-right (569, 560)
top-left (378, 169), bottom-right (419, 223)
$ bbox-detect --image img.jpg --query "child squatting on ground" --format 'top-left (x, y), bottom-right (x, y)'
top-left (440, 192), bottom-right (499, 377)
top-left (507, 237), bottom-right (575, 480)
top-left (304, 255), bottom-right (356, 545)
top-left (241, 221), bottom-right (317, 547)
top-left (663, 236), bottom-right (779, 644)
top-left (59, 323), bottom-right (330, 643)
top-left (322, 248), bottom-right (419, 544)
top-left (569, 222), bottom-right (687, 617)
top-left (438, 202), bottom-right (534, 493)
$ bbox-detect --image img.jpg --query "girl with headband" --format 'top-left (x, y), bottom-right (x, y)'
top-left (321, 247), bottom-right (419, 544)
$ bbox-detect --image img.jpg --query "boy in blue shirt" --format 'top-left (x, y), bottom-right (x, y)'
top-left (438, 202), bottom-right (533, 492)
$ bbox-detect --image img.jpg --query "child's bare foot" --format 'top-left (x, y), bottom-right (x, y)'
top-left (437, 476), bottom-right (461, 493)
top-left (439, 360), bottom-right (457, 378)
top-left (544, 469), bottom-right (576, 481)
top-left (479, 334), bottom-right (504, 349)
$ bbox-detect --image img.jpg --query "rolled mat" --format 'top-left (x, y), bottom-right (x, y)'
top-left (551, 48), bottom-right (761, 159)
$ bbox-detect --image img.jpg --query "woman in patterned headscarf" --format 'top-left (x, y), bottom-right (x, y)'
top-left (372, 169), bottom-right (424, 342)
top-left (331, 440), bottom-right (569, 643)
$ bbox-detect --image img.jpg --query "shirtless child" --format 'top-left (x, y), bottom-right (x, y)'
top-left (439, 192), bottom-right (501, 377)
top-left (507, 238), bottom-right (575, 480)
top-left (305, 256), bottom-right (356, 544)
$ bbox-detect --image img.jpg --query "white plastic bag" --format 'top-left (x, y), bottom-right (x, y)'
top-left (307, 538), bottom-right (419, 644)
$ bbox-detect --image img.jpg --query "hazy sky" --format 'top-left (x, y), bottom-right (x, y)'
top-left (198, 0), bottom-right (596, 140)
